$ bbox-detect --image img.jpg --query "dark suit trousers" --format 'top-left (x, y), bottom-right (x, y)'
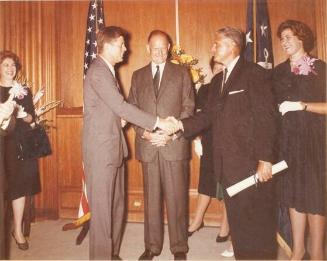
top-left (224, 181), bottom-right (278, 260)
top-left (141, 152), bottom-right (189, 254)
top-left (86, 163), bottom-right (125, 260)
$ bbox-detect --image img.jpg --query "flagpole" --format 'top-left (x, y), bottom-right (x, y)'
top-left (175, 0), bottom-right (180, 46)
top-left (253, 0), bottom-right (256, 63)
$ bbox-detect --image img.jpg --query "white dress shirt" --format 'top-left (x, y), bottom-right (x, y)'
top-left (151, 62), bottom-right (166, 87)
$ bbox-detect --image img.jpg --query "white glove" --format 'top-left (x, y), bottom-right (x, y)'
top-left (193, 138), bottom-right (203, 158)
top-left (33, 88), bottom-right (44, 105)
top-left (0, 100), bottom-right (16, 120)
top-left (279, 101), bottom-right (304, 116)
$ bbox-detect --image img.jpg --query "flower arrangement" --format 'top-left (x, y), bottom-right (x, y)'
top-left (170, 45), bottom-right (206, 84)
top-left (16, 76), bottom-right (62, 130)
top-left (291, 55), bottom-right (317, 76)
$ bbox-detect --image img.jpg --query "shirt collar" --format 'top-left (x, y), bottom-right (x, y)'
top-left (225, 55), bottom-right (240, 75)
top-left (151, 61), bottom-right (166, 75)
top-left (99, 55), bottom-right (115, 77)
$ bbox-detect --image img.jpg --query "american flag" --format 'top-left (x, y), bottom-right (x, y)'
top-left (80, 0), bottom-right (105, 220)
top-left (244, 0), bottom-right (273, 69)
top-left (83, 0), bottom-right (105, 79)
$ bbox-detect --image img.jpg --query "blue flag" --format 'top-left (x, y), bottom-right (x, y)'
top-left (245, 0), bottom-right (273, 69)
top-left (244, 0), bottom-right (254, 63)
top-left (83, 0), bottom-right (105, 79)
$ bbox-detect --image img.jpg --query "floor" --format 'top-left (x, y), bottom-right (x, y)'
top-left (9, 219), bottom-right (289, 260)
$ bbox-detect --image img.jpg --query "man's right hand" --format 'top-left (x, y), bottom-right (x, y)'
top-left (157, 117), bottom-right (181, 135)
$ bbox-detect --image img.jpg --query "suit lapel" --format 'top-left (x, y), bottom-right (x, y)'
top-left (97, 57), bottom-right (122, 94)
top-left (144, 64), bottom-right (157, 100)
top-left (221, 57), bottom-right (244, 97)
top-left (157, 62), bottom-right (173, 101)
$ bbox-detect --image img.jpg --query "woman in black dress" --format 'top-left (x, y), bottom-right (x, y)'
top-left (0, 98), bottom-right (16, 258)
top-left (273, 20), bottom-right (326, 260)
top-left (0, 51), bottom-right (41, 251)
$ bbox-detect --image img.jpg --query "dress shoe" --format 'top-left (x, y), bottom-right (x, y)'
top-left (138, 249), bottom-right (158, 260)
top-left (112, 254), bottom-right (123, 260)
top-left (216, 232), bottom-right (229, 243)
top-left (11, 231), bottom-right (29, 251)
top-left (221, 249), bottom-right (234, 258)
top-left (187, 221), bottom-right (204, 237)
top-left (174, 252), bottom-right (187, 260)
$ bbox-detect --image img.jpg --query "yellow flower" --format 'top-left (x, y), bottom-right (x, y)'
top-left (180, 54), bottom-right (194, 64)
top-left (170, 44), bottom-right (205, 84)
top-left (190, 68), bottom-right (200, 83)
top-left (171, 59), bottom-right (180, 65)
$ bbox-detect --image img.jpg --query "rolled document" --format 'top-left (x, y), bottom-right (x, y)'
top-left (226, 160), bottom-right (288, 197)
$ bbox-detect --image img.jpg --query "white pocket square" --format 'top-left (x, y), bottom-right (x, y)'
top-left (228, 89), bottom-right (245, 95)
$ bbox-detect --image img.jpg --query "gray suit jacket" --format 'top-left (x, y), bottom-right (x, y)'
top-left (83, 57), bottom-right (157, 168)
top-left (128, 61), bottom-right (195, 162)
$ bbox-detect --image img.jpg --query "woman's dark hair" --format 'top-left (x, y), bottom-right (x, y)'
top-left (277, 20), bottom-right (315, 53)
top-left (0, 50), bottom-right (21, 73)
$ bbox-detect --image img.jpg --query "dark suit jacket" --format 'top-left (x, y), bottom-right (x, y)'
top-left (83, 57), bottom-right (157, 168)
top-left (128, 61), bottom-right (195, 162)
top-left (182, 57), bottom-right (277, 186)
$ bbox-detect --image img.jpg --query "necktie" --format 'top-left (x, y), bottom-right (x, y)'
top-left (220, 68), bottom-right (228, 93)
top-left (153, 65), bottom-right (160, 97)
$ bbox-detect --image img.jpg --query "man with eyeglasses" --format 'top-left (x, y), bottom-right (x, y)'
top-left (83, 26), bottom-right (179, 260)
top-left (128, 30), bottom-right (194, 261)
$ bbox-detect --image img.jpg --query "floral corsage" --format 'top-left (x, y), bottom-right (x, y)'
top-left (291, 56), bottom-right (317, 76)
top-left (8, 81), bottom-right (28, 100)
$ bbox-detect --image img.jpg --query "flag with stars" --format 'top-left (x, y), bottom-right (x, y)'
top-left (244, 0), bottom-right (273, 69)
top-left (83, 0), bottom-right (105, 79)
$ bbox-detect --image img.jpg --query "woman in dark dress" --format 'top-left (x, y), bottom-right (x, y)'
top-left (0, 51), bottom-right (41, 251)
top-left (272, 20), bottom-right (326, 260)
top-left (0, 99), bottom-right (16, 258)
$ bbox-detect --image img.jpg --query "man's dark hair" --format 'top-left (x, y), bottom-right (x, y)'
top-left (277, 20), bottom-right (315, 53)
top-left (97, 26), bottom-right (127, 53)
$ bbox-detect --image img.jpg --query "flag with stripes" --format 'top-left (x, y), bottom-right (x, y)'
top-left (80, 0), bottom-right (105, 219)
top-left (83, 0), bottom-right (105, 79)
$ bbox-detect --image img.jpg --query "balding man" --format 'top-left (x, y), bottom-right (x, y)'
top-left (128, 30), bottom-right (194, 260)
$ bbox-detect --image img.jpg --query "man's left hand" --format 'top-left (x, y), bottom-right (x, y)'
top-left (150, 130), bottom-right (172, 147)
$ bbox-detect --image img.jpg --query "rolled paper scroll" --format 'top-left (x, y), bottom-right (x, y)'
top-left (226, 160), bottom-right (288, 197)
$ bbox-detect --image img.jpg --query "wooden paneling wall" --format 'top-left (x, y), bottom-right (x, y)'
top-left (0, 0), bottom-right (324, 225)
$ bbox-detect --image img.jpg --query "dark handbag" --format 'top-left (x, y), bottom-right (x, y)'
top-left (16, 124), bottom-right (52, 160)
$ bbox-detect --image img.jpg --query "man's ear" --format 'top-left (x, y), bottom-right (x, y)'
top-left (146, 44), bottom-right (150, 54)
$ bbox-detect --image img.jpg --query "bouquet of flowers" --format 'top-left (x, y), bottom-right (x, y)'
top-left (170, 45), bottom-right (205, 84)
top-left (16, 76), bottom-right (62, 130)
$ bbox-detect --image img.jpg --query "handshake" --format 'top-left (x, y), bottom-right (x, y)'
top-left (157, 116), bottom-right (183, 135)
top-left (142, 117), bottom-right (184, 147)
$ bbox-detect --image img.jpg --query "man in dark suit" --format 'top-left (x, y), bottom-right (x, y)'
top-left (174, 27), bottom-right (278, 259)
top-left (83, 26), bottom-right (178, 260)
top-left (128, 30), bottom-right (194, 260)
